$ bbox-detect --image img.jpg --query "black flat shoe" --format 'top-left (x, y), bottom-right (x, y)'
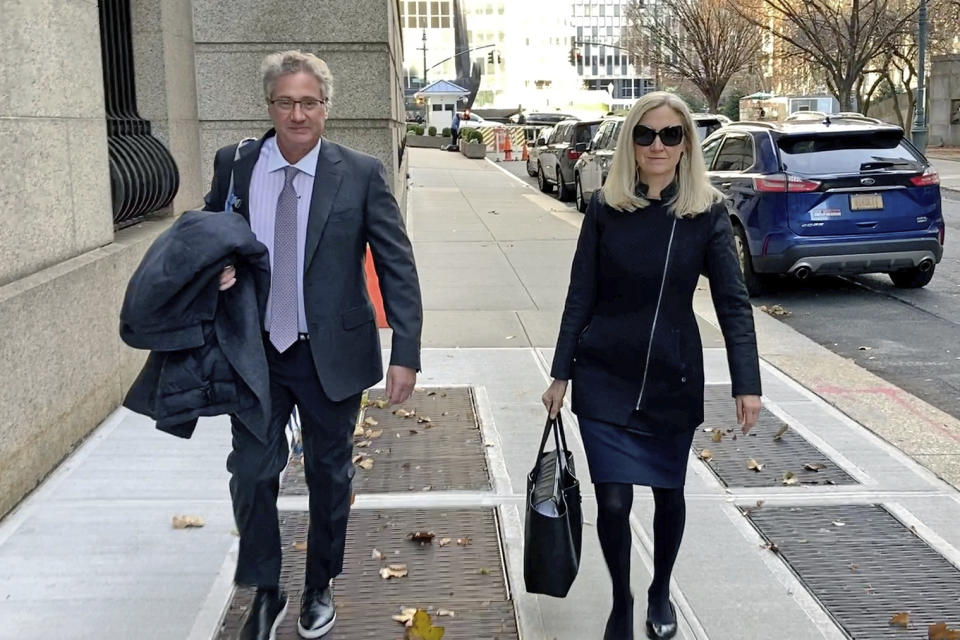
top-left (238, 589), bottom-right (288, 640)
top-left (297, 586), bottom-right (336, 638)
top-left (645, 601), bottom-right (677, 639)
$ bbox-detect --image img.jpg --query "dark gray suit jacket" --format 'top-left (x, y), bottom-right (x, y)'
top-left (204, 131), bottom-right (422, 401)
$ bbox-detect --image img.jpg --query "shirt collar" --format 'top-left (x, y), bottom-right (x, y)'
top-left (265, 135), bottom-right (321, 177)
top-left (635, 178), bottom-right (678, 201)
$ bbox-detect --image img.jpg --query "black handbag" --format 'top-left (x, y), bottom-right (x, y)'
top-left (523, 413), bottom-right (583, 597)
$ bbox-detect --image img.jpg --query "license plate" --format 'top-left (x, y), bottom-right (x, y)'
top-left (850, 193), bottom-right (884, 210)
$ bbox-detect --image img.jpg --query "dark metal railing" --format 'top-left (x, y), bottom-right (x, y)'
top-left (98, 0), bottom-right (179, 228)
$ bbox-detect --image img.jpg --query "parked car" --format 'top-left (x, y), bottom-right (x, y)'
top-left (692, 113), bottom-right (730, 141)
top-left (520, 112), bottom-right (579, 127)
top-left (573, 116), bottom-right (625, 212)
top-left (457, 111), bottom-right (505, 129)
top-left (537, 119), bottom-right (602, 200)
top-left (526, 126), bottom-right (554, 177)
top-left (701, 115), bottom-right (944, 294)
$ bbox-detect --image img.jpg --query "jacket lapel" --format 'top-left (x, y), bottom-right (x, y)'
top-left (304, 139), bottom-right (344, 271)
top-left (231, 131), bottom-right (273, 223)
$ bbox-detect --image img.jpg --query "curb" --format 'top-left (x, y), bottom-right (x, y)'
top-left (692, 286), bottom-right (960, 491)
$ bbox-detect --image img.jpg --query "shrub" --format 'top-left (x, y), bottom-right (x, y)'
top-left (413, 124), bottom-right (425, 135)
top-left (428, 126), bottom-right (437, 136)
top-left (406, 124), bottom-right (418, 133)
top-left (464, 129), bottom-right (483, 144)
top-left (441, 127), bottom-right (451, 137)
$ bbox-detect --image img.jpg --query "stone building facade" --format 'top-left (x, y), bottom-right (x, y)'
top-left (0, 0), bottom-right (408, 518)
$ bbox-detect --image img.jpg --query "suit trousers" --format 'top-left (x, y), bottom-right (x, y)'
top-left (228, 335), bottom-right (361, 590)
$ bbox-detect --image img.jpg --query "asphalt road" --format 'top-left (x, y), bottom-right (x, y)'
top-left (497, 158), bottom-right (960, 421)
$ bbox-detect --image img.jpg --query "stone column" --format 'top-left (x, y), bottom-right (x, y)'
top-left (191, 0), bottom-right (409, 212)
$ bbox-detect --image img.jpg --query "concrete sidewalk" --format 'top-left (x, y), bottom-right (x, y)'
top-left (1, 148), bottom-right (959, 639)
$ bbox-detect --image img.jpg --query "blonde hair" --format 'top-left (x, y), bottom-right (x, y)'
top-left (601, 92), bottom-right (722, 217)
top-left (261, 50), bottom-right (334, 105)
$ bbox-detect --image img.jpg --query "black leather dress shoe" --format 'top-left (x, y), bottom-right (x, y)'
top-left (645, 602), bottom-right (677, 639)
top-left (298, 586), bottom-right (336, 638)
top-left (239, 589), bottom-right (288, 640)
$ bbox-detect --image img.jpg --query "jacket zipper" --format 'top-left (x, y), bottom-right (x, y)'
top-left (635, 218), bottom-right (677, 411)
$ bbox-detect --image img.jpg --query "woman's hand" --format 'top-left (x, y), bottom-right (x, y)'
top-left (736, 394), bottom-right (762, 434)
top-left (542, 379), bottom-right (569, 419)
top-left (219, 265), bottom-right (237, 291)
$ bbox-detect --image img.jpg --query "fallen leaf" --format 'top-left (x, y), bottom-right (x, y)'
top-left (359, 458), bottom-right (375, 471)
top-left (364, 416), bottom-right (379, 427)
top-left (417, 416), bottom-right (432, 424)
top-left (479, 567), bottom-right (491, 575)
top-left (858, 345), bottom-right (872, 351)
top-left (782, 471), bottom-right (799, 486)
top-left (457, 537), bottom-right (471, 546)
top-left (409, 531), bottom-right (436, 544)
top-left (394, 408), bottom-right (412, 418)
top-left (698, 449), bottom-right (714, 461)
top-left (804, 463), bottom-right (826, 472)
top-left (355, 439), bottom-right (372, 448)
top-left (353, 423), bottom-right (365, 437)
top-left (712, 430), bottom-right (723, 443)
top-left (392, 608), bottom-right (418, 626)
top-left (849, 563), bottom-right (858, 572)
top-left (774, 423), bottom-right (789, 440)
top-left (890, 612), bottom-right (910, 627)
top-left (929, 622), bottom-right (960, 639)
top-left (405, 609), bottom-right (445, 640)
top-left (747, 458), bottom-right (765, 472)
top-left (352, 453), bottom-right (363, 464)
top-left (292, 541), bottom-right (307, 551)
top-left (372, 548), bottom-right (384, 560)
top-left (374, 398), bottom-right (389, 409)
top-left (427, 391), bottom-right (437, 396)
top-left (230, 528), bottom-right (239, 536)
top-left (380, 564), bottom-right (409, 579)
top-left (755, 499), bottom-right (765, 509)
top-left (761, 541), bottom-right (780, 553)
top-left (436, 609), bottom-right (456, 618)
top-left (759, 304), bottom-right (792, 317)
top-left (172, 515), bottom-right (205, 529)
top-left (439, 537), bottom-right (452, 546)
top-left (365, 429), bottom-right (384, 439)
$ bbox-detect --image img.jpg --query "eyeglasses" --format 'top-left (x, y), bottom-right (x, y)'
top-left (268, 97), bottom-right (328, 112)
top-left (632, 124), bottom-right (684, 147)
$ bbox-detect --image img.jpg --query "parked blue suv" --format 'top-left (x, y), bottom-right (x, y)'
top-left (701, 114), bottom-right (944, 294)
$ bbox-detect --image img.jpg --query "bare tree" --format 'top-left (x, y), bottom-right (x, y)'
top-left (736, 0), bottom-right (919, 111)
top-left (623, 0), bottom-right (764, 112)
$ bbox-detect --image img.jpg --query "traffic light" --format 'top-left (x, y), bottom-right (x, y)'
top-left (487, 50), bottom-right (494, 64)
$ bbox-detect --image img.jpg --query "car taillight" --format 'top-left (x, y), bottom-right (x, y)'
top-left (567, 149), bottom-right (582, 160)
top-left (910, 168), bottom-right (940, 186)
top-left (752, 174), bottom-right (821, 192)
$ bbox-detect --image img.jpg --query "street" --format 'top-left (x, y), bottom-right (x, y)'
top-left (499, 158), bottom-right (960, 422)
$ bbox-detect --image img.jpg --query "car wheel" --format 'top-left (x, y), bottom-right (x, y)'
top-left (889, 263), bottom-right (935, 288)
top-left (526, 158), bottom-right (537, 177)
top-left (732, 223), bottom-right (770, 296)
top-left (556, 168), bottom-right (571, 201)
top-left (575, 176), bottom-right (587, 213)
top-left (538, 164), bottom-right (552, 193)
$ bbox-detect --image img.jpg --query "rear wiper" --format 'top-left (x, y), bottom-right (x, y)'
top-left (860, 161), bottom-right (911, 171)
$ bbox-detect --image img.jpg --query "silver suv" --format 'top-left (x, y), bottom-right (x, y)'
top-left (573, 117), bottom-right (624, 212)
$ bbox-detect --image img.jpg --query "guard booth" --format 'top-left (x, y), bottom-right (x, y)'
top-left (414, 80), bottom-right (470, 131)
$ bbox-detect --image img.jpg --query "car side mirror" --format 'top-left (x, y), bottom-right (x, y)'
top-left (586, 142), bottom-right (594, 152)
top-left (536, 138), bottom-right (546, 146)
top-left (574, 142), bottom-right (588, 153)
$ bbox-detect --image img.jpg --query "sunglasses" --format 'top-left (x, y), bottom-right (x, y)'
top-left (632, 124), bottom-right (684, 146)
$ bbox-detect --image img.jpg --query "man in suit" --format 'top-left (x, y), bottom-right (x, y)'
top-left (205, 50), bottom-right (422, 640)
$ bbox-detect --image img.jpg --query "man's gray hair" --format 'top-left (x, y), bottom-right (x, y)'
top-left (261, 50), bottom-right (334, 104)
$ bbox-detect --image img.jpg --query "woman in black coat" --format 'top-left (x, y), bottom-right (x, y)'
top-left (542, 92), bottom-right (762, 639)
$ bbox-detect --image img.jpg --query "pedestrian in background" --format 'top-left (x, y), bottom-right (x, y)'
top-left (451, 109), bottom-right (461, 147)
top-left (206, 50), bottom-right (422, 640)
top-left (542, 91), bottom-right (762, 639)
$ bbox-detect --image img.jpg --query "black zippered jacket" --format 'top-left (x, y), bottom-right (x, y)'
top-left (120, 210), bottom-right (272, 442)
top-left (550, 190), bottom-right (761, 430)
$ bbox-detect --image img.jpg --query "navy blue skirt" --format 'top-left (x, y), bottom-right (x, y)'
top-left (577, 414), bottom-right (696, 488)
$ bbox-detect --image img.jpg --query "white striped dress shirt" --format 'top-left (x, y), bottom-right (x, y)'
top-left (248, 135), bottom-right (321, 333)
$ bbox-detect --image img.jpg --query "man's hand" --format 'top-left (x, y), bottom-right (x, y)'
top-left (385, 365), bottom-right (416, 405)
top-left (736, 394), bottom-right (762, 434)
top-left (541, 379), bottom-right (569, 419)
top-left (219, 265), bottom-right (237, 291)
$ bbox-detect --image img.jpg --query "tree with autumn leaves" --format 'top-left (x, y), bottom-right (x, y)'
top-left (626, 0), bottom-right (958, 118)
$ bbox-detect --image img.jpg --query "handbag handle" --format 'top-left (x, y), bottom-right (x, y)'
top-left (224, 137), bottom-right (257, 212)
top-left (532, 413), bottom-right (571, 483)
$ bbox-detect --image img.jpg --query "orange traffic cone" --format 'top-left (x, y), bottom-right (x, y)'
top-left (503, 133), bottom-right (513, 161)
top-left (521, 140), bottom-right (529, 162)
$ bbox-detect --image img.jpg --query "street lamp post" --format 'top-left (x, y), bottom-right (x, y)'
top-left (911, 0), bottom-right (928, 153)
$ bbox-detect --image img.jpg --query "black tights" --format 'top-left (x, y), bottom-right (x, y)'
top-left (595, 483), bottom-right (686, 625)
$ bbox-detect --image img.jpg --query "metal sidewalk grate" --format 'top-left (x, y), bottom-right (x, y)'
top-left (217, 509), bottom-right (519, 639)
top-left (747, 504), bottom-right (960, 639)
top-left (281, 387), bottom-right (490, 495)
top-left (693, 385), bottom-right (857, 487)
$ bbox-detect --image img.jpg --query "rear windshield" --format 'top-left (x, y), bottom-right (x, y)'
top-left (575, 123), bottom-right (600, 144)
top-left (777, 132), bottom-right (924, 174)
